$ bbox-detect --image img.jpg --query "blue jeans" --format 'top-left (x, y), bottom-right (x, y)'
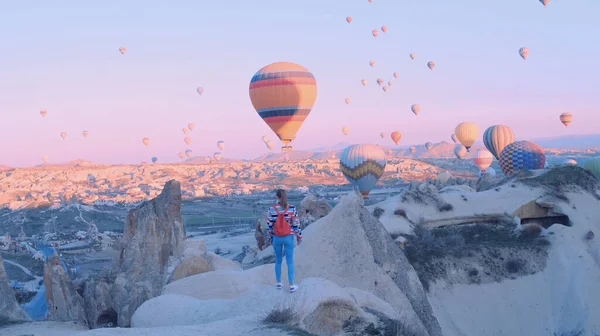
top-left (273, 234), bottom-right (295, 285)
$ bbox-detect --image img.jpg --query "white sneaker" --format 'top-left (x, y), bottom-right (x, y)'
top-left (289, 284), bottom-right (297, 293)
top-left (276, 283), bottom-right (282, 290)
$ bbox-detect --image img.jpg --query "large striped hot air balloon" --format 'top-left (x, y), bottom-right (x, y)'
top-left (583, 158), bottom-right (600, 180)
top-left (559, 112), bottom-right (573, 127)
top-left (454, 122), bottom-right (479, 151)
top-left (499, 141), bottom-right (545, 176)
top-left (483, 125), bottom-right (514, 160)
top-left (473, 149), bottom-right (494, 172)
top-left (249, 62), bottom-right (317, 152)
top-left (339, 144), bottom-right (387, 197)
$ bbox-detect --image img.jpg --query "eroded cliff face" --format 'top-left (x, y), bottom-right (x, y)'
top-left (83, 180), bottom-right (185, 328)
top-left (44, 252), bottom-right (87, 325)
top-left (0, 255), bottom-right (31, 325)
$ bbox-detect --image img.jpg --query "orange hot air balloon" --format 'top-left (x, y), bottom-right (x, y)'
top-left (142, 137), bottom-right (150, 146)
top-left (184, 137), bottom-right (191, 145)
top-left (372, 29), bottom-right (379, 37)
top-left (40, 109), bottom-right (47, 117)
top-left (559, 112), bottom-right (573, 127)
top-left (346, 16), bottom-right (352, 23)
top-left (390, 131), bottom-right (402, 145)
top-left (249, 62), bottom-right (317, 152)
top-left (381, 25), bottom-right (388, 33)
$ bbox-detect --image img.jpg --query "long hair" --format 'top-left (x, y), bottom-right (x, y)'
top-left (276, 189), bottom-right (288, 208)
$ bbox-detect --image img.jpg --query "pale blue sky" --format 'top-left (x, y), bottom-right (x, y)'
top-left (1, 0), bottom-right (599, 166)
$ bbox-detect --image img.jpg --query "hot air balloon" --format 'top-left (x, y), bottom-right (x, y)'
top-left (262, 135), bottom-right (270, 143)
top-left (499, 141), bottom-right (545, 175)
top-left (381, 26), bottom-right (387, 33)
top-left (82, 130), bottom-right (88, 138)
top-left (382, 86), bottom-right (388, 92)
top-left (539, 0), bottom-right (549, 6)
top-left (188, 123), bottom-right (195, 131)
top-left (266, 140), bottom-right (274, 150)
top-left (184, 137), bottom-right (191, 145)
top-left (454, 122), bottom-right (479, 151)
top-left (484, 167), bottom-right (496, 178)
top-left (372, 30), bottom-right (379, 37)
top-left (204, 157), bottom-right (211, 163)
top-left (178, 152), bottom-right (185, 159)
top-left (425, 142), bottom-right (433, 151)
top-left (40, 109), bottom-right (47, 117)
top-left (361, 79), bottom-right (367, 86)
top-left (42, 155), bottom-right (48, 163)
top-left (390, 131), bottom-right (402, 145)
top-left (411, 104), bottom-right (421, 116)
top-left (409, 146), bottom-right (416, 154)
top-left (380, 132), bottom-right (386, 139)
top-left (142, 137), bottom-right (150, 146)
top-left (249, 62), bottom-right (317, 152)
top-left (393, 72), bottom-right (399, 79)
top-left (346, 16), bottom-right (352, 23)
top-left (451, 134), bottom-right (457, 143)
top-left (483, 125), bottom-right (514, 160)
top-left (387, 81), bottom-right (393, 86)
top-left (559, 112), bottom-right (573, 127)
top-left (519, 47), bottom-right (529, 60)
top-left (197, 87), bottom-right (204, 95)
top-left (151, 157), bottom-right (158, 164)
top-left (60, 132), bottom-right (67, 140)
top-left (185, 149), bottom-right (193, 158)
top-left (454, 144), bottom-right (467, 159)
top-left (339, 144), bottom-right (387, 197)
top-left (182, 128), bottom-right (188, 135)
top-left (427, 61), bottom-right (435, 70)
top-left (410, 53), bottom-right (416, 60)
top-left (213, 152), bottom-right (222, 161)
top-left (119, 47), bottom-right (126, 54)
top-left (473, 149), bottom-right (494, 172)
top-left (564, 159), bottom-right (577, 166)
top-left (370, 61), bottom-right (376, 67)
top-left (217, 140), bottom-right (225, 150)
top-left (345, 98), bottom-right (350, 104)
top-left (342, 126), bottom-right (349, 135)
top-left (368, 0), bottom-right (372, 2)
top-left (376, 78), bottom-right (383, 86)
top-left (583, 158), bottom-right (600, 180)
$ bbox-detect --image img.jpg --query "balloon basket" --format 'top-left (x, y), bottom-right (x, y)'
top-left (281, 146), bottom-right (292, 152)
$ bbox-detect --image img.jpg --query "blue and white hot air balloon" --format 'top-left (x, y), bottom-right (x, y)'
top-left (151, 157), bottom-right (158, 164)
top-left (339, 144), bottom-right (387, 197)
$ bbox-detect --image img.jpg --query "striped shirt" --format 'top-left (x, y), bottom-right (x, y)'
top-left (266, 204), bottom-right (302, 242)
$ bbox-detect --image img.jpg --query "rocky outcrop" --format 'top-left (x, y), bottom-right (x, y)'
top-left (0, 255), bottom-right (30, 325)
top-left (297, 193), bottom-right (332, 229)
top-left (169, 240), bottom-right (240, 282)
top-left (44, 252), bottom-right (87, 325)
top-left (83, 180), bottom-right (185, 328)
top-left (295, 192), bottom-right (444, 336)
top-left (253, 219), bottom-right (268, 251)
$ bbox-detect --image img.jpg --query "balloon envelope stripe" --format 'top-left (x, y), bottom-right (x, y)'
top-left (250, 71), bottom-right (315, 83)
top-left (258, 108), bottom-right (312, 118)
top-left (249, 77), bottom-right (316, 90)
top-left (340, 161), bottom-right (386, 180)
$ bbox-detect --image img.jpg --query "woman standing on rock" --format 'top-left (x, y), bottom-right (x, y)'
top-left (266, 189), bottom-right (302, 292)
